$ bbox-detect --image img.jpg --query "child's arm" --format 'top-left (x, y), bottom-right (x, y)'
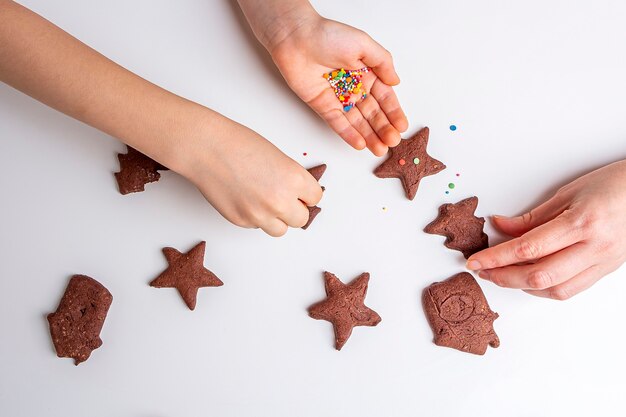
top-left (467, 159), bottom-right (626, 300)
top-left (0, 0), bottom-right (322, 237)
top-left (236, 0), bottom-right (408, 157)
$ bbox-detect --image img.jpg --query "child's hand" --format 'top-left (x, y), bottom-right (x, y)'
top-left (181, 118), bottom-right (323, 237)
top-left (269, 16), bottom-right (408, 156)
top-left (467, 160), bottom-right (626, 300)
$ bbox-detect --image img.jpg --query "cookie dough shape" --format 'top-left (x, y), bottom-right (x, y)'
top-left (115, 146), bottom-right (168, 195)
top-left (308, 271), bottom-right (381, 350)
top-left (423, 272), bottom-right (499, 355)
top-left (424, 196), bottom-right (489, 259)
top-left (150, 241), bottom-right (223, 310)
top-left (47, 275), bottom-right (113, 365)
top-left (374, 127), bottom-right (445, 200)
top-left (302, 164), bottom-right (327, 230)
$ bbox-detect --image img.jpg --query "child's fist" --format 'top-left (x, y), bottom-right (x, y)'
top-left (182, 118), bottom-right (323, 237)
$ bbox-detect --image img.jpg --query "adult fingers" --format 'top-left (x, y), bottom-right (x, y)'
top-left (467, 210), bottom-right (584, 271)
top-left (260, 218), bottom-right (289, 238)
top-left (307, 87), bottom-right (366, 150)
top-left (344, 105), bottom-right (388, 156)
top-left (523, 264), bottom-right (606, 300)
top-left (359, 35), bottom-right (400, 86)
top-left (478, 242), bottom-right (592, 289)
top-left (491, 193), bottom-right (569, 237)
top-left (356, 94), bottom-right (401, 149)
top-left (370, 78), bottom-right (408, 134)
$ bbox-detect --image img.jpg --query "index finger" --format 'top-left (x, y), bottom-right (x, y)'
top-left (467, 211), bottom-right (584, 271)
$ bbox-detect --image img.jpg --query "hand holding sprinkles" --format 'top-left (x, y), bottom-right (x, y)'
top-left (323, 67), bottom-right (370, 112)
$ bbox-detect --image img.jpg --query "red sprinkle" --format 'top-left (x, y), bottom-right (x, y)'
top-left (399, 159), bottom-right (406, 166)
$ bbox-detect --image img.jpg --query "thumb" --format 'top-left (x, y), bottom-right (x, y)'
top-left (492, 194), bottom-right (568, 237)
top-left (359, 35), bottom-right (400, 86)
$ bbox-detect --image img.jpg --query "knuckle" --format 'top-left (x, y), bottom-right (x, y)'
top-left (365, 106), bottom-right (381, 121)
top-left (520, 211), bottom-right (534, 226)
top-left (271, 225), bottom-right (288, 238)
top-left (528, 270), bottom-right (553, 289)
top-left (564, 209), bottom-right (595, 235)
top-left (514, 239), bottom-right (541, 261)
top-left (550, 287), bottom-right (572, 301)
top-left (490, 273), bottom-right (504, 287)
top-left (230, 213), bottom-right (254, 228)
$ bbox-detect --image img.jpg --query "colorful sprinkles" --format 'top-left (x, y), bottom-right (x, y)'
top-left (323, 67), bottom-right (370, 111)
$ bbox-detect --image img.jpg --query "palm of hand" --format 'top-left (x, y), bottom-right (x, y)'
top-left (271, 18), bottom-right (408, 156)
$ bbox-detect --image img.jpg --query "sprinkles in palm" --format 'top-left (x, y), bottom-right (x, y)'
top-left (323, 67), bottom-right (369, 111)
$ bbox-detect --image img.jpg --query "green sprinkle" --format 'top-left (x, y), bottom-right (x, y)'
top-left (413, 157), bottom-right (420, 165)
top-left (448, 183), bottom-right (455, 189)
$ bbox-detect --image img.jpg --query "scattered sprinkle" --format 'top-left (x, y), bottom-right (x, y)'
top-left (448, 183), bottom-right (455, 189)
top-left (456, 173), bottom-right (460, 177)
top-left (413, 157), bottom-right (420, 165)
top-left (382, 207), bottom-right (388, 212)
top-left (323, 67), bottom-right (370, 112)
top-left (445, 191), bottom-right (450, 194)
top-left (450, 125), bottom-right (457, 131)
top-left (303, 152), bottom-right (308, 156)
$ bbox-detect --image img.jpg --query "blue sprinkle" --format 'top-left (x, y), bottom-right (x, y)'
top-left (445, 191), bottom-right (450, 194)
top-left (449, 125), bottom-right (457, 131)
top-left (343, 105), bottom-right (353, 112)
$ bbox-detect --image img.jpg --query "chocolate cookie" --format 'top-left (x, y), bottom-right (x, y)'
top-left (374, 127), bottom-right (445, 200)
top-left (114, 146), bottom-right (168, 195)
top-left (422, 272), bottom-right (499, 355)
top-left (308, 271), bottom-right (381, 350)
top-left (150, 241), bottom-right (223, 310)
top-left (424, 196), bottom-right (489, 259)
top-left (47, 275), bottom-right (113, 365)
top-left (302, 164), bottom-right (327, 230)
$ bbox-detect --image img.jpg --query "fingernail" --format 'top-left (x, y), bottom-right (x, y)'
top-left (467, 260), bottom-right (482, 270)
top-left (478, 270), bottom-right (490, 280)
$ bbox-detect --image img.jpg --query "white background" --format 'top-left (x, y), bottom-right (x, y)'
top-left (1, 1), bottom-right (625, 416)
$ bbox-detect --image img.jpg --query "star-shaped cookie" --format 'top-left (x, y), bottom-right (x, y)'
top-left (308, 271), bottom-right (381, 350)
top-left (422, 272), bottom-right (499, 355)
top-left (302, 164), bottom-right (327, 230)
top-left (150, 241), bottom-right (223, 310)
top-left (424, 196), bottom-right (489, 259)
top-left (374, 127), bottom-right (446, 200)
top-left (115, 146), bottom-right (168, 195)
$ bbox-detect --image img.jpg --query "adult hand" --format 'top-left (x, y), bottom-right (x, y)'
top-left (467, 160), bottom-right (626, 300)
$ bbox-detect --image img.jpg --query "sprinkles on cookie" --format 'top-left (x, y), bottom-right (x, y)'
top-left (323, 67), bottom-right (369, 111)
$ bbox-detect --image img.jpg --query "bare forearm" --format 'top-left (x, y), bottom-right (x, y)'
top-left (0, 0), bottom-right (224, 173)
top-left (236, 0), bottom-right (318, 52)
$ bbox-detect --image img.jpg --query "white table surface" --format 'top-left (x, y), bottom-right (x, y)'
top-left (1, 1), bottom-right (625, 416)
